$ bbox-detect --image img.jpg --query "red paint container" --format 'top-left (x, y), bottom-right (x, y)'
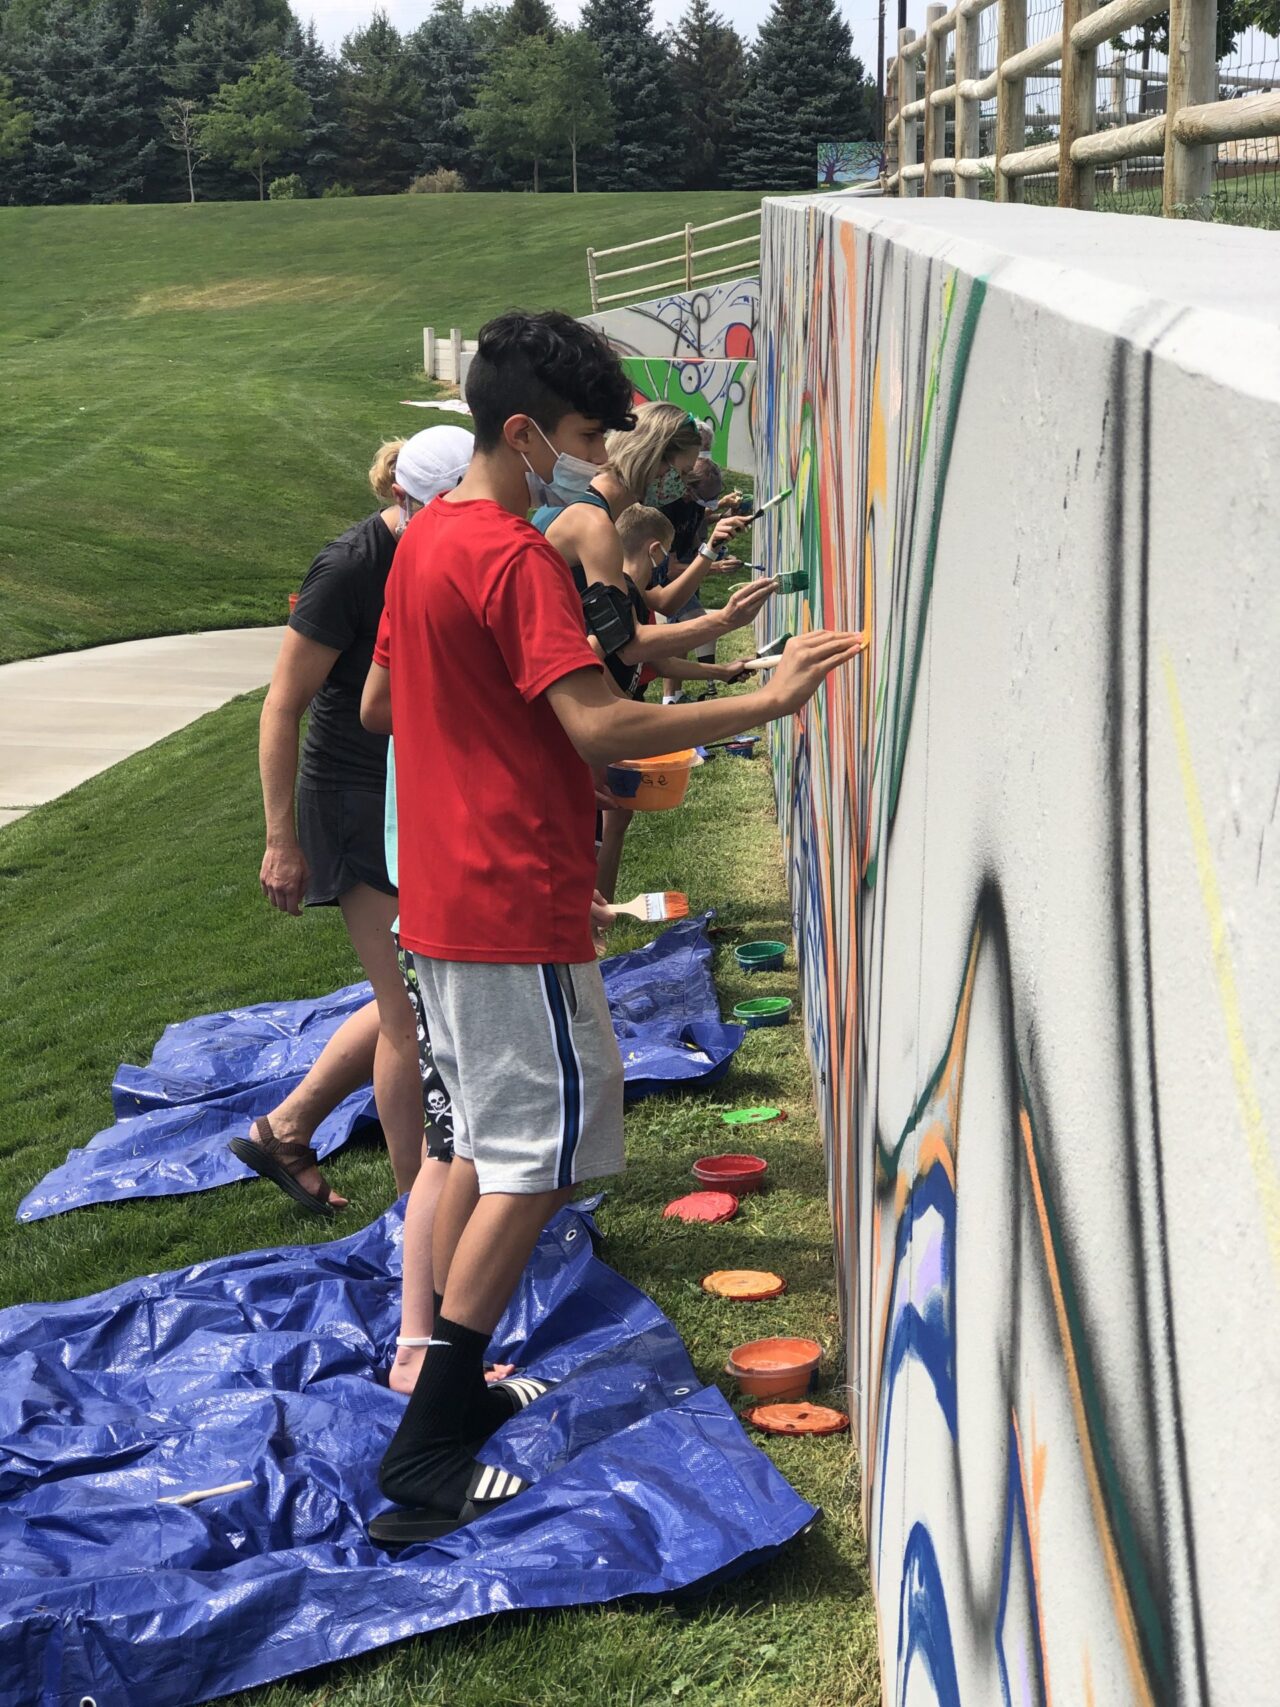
top-left (692, 1154), bottom-right (768, 1196)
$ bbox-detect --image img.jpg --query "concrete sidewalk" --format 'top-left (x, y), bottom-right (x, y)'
top-left (0, 628), bottom-right (286, 830)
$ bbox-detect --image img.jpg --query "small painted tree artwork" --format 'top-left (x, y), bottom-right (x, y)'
top-left (816, 139), bottom-right (883, 185)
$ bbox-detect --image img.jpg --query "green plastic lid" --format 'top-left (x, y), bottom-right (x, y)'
top-left (722, 1106), bottom-right (784, 1125)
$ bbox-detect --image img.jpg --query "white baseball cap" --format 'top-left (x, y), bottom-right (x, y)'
top-left (394, 425), bottom-right (474, 503)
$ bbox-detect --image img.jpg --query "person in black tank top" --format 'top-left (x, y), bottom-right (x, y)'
top-left (233, 427), bottom-right (472, 1216)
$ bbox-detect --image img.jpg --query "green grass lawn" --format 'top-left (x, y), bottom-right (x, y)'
top-left (0, 189), bottom-right (766, 664)
top-left (0, 661), bottom-right (878, 1705)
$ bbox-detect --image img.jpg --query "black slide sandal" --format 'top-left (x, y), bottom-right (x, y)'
top-left (368, 1463), bottom-right (530, 1548)
top-left (228, 1119), bottom-right (336, 1218)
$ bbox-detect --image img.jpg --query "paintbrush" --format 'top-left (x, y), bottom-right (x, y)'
top-left (159, 1479), bottom-right (253, 1506)
top-left (740, 633), bottom-right (792, 672)
top-left (610, 892), bottom-right (690, 923)
top-left (745, 487), bottom-right (793, 523)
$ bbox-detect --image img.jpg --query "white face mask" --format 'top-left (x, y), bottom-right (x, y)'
top-left (524, 422), bottom-right (601, 505)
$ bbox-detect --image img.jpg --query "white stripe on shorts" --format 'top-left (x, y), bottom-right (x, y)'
top-left (536, 967), bottom-right (586, 1190)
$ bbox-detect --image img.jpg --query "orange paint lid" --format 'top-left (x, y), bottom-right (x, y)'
top-left (744, 1402), bottom-right (850, 1436)
top-left (702, 1269), bottom-right (786, 1300)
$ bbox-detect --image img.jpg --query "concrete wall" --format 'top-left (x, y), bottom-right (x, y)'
top-left (583, 277), bottom-right (758, 471)
top-left (755, 195), bottom-right (1280, 1706)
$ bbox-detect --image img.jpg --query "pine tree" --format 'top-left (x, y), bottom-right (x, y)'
top-left (172, 0), bottom-right (288, 101)
top-left (7, 0), bottom-right (166, 203)
top-left (668, 0), bottom-right (744, 190)
top-left (580, 0), bottom-right (682, 191)
top-left (281, 17), bottom-right (342, 192)
top-left (406, 0), bottom-right (481, 181)
top-left (730, 0), bottom-right (875, 190)
top-left (496, 0), bottom-right (557, 46)
top-left (337, 9), bottom-right (421, 195)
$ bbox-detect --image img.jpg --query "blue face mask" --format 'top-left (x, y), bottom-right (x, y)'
top-left (648, 548), bottom-right (670, 583)
top-left (526, 422), bottom-right (600, 505)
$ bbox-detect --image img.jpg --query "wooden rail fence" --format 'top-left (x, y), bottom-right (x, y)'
top-left (883, 0), bottom-right (1280, 212)
top-left (586, 209), bottom-right (761, 312)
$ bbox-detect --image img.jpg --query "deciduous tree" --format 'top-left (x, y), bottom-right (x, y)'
top-left (197, 51), bottom-right (310, 200)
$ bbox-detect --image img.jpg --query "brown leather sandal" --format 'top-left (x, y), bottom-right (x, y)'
top-left (227, 1117), bottom-right (338, 1218)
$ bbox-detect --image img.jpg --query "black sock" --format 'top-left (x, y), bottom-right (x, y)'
top-left (378, 1314), bottom-right (489, 1511)
top-left (431, 1289), bottom-right (444, 1325)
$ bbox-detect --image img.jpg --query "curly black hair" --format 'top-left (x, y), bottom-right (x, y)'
top-left (465, 309), bottom-right (636, 450)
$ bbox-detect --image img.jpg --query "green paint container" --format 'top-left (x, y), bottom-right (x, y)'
top-left (733, 997), bottom-right (793, 1029)
top-left (734, 940), bottom-right (787, 972)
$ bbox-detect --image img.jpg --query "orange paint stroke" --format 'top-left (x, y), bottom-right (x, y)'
top-left (1019, 1107), bottom-right (1156, 1707)
top-left (1011, 1406), bottom-right (1054, 1707)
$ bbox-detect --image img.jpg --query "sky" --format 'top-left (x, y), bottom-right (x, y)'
top-left (303, 0), bottom-right (886, 69)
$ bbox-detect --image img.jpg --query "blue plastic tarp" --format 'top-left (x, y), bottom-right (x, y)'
top-left (0, 1198), bottom-right (817, 1707)
top-left (18, 917), bottom-right (742, 1223)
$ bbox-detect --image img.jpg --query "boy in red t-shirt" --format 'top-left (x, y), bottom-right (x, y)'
top-left (370, 309), bottom-right (865, 1547)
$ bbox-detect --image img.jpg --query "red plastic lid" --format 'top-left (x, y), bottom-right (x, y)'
top-left (744, 1402), bottom-right (850, 1436)
top-left (663, 1191), bottom-right (739, 1224)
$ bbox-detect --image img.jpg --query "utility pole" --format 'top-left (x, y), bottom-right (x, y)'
top-left (878, 0), bottom-right (887, 133)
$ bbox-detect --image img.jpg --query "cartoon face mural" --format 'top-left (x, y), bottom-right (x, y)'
top-left (756, 196), bottom-right (1280, 1706)
top-left (584, 277), bottom-right (759, 473)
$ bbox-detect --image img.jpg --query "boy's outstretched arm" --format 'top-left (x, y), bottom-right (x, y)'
top-left (545, 629), bottom-right (866, 769)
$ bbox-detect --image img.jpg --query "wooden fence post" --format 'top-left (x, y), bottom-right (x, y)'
top-left (955, 3), bottom-right (980, 197)
top-left (923, 4), bottom-right (946, 196)
top-left (885, 54), bottom-right (900, 182)
top-left (899, 28), bottom-right (919, 195)
top-left (684, 223), bottom-right (694, 289)
top-left (995, 0), bottom-right (1028, 200)
top-left (1164, 0), bottom-right (1218, 212)
top-left (423, 326), bottom-right (436, 379)
top-left (450, 327), bottom-right (463, 384)
top-left (1112, 54), bottom-right (1129, 192)
top-left (1060, 0), bottom-right (1100, 206)
top-left (586, 248), bottom-right (598, 313)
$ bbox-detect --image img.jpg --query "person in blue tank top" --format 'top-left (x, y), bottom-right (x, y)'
top-left (529, 402), bottom-right (770, 701)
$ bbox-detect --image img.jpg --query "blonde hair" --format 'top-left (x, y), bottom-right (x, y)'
top-left (616, 504), bottom-right (675, 557)
top-left (605, 403), bottom-right (701, 503)
top-left (368, 438), bottom-right (406, 502)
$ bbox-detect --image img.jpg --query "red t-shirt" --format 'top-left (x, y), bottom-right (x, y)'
top-left (379, 495), bottom-right (602, 964)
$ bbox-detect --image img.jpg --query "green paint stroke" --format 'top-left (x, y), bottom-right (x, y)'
top-left (888, 276), bottom-right (987, 817)
top-left (619, 356), bottom-right (741, 469)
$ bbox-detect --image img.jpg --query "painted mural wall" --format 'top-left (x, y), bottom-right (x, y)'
top-left (583, 277), bottom-right (758, 471)
top-left (755, 195), bottom-right (1280, 1705)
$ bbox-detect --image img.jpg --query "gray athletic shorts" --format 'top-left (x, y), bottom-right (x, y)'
top-left (406, 953), bottom-right (625, 1195)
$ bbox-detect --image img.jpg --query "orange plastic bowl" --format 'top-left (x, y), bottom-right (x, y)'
top-left (725, 1336), bottom-right (822, 1401)
top-left (693, 1154), bottom-right (768, 1195)
top-left (608, 750), bottom-right (697, 812)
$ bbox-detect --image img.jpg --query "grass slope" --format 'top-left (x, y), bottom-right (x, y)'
top-left (0, 678), bottom-right (879, 1707)
top-left (0, 190), bottom-right (765, 663)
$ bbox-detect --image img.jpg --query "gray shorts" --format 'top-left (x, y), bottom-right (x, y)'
top-left (406, 953), bottom-right (625, 1195)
